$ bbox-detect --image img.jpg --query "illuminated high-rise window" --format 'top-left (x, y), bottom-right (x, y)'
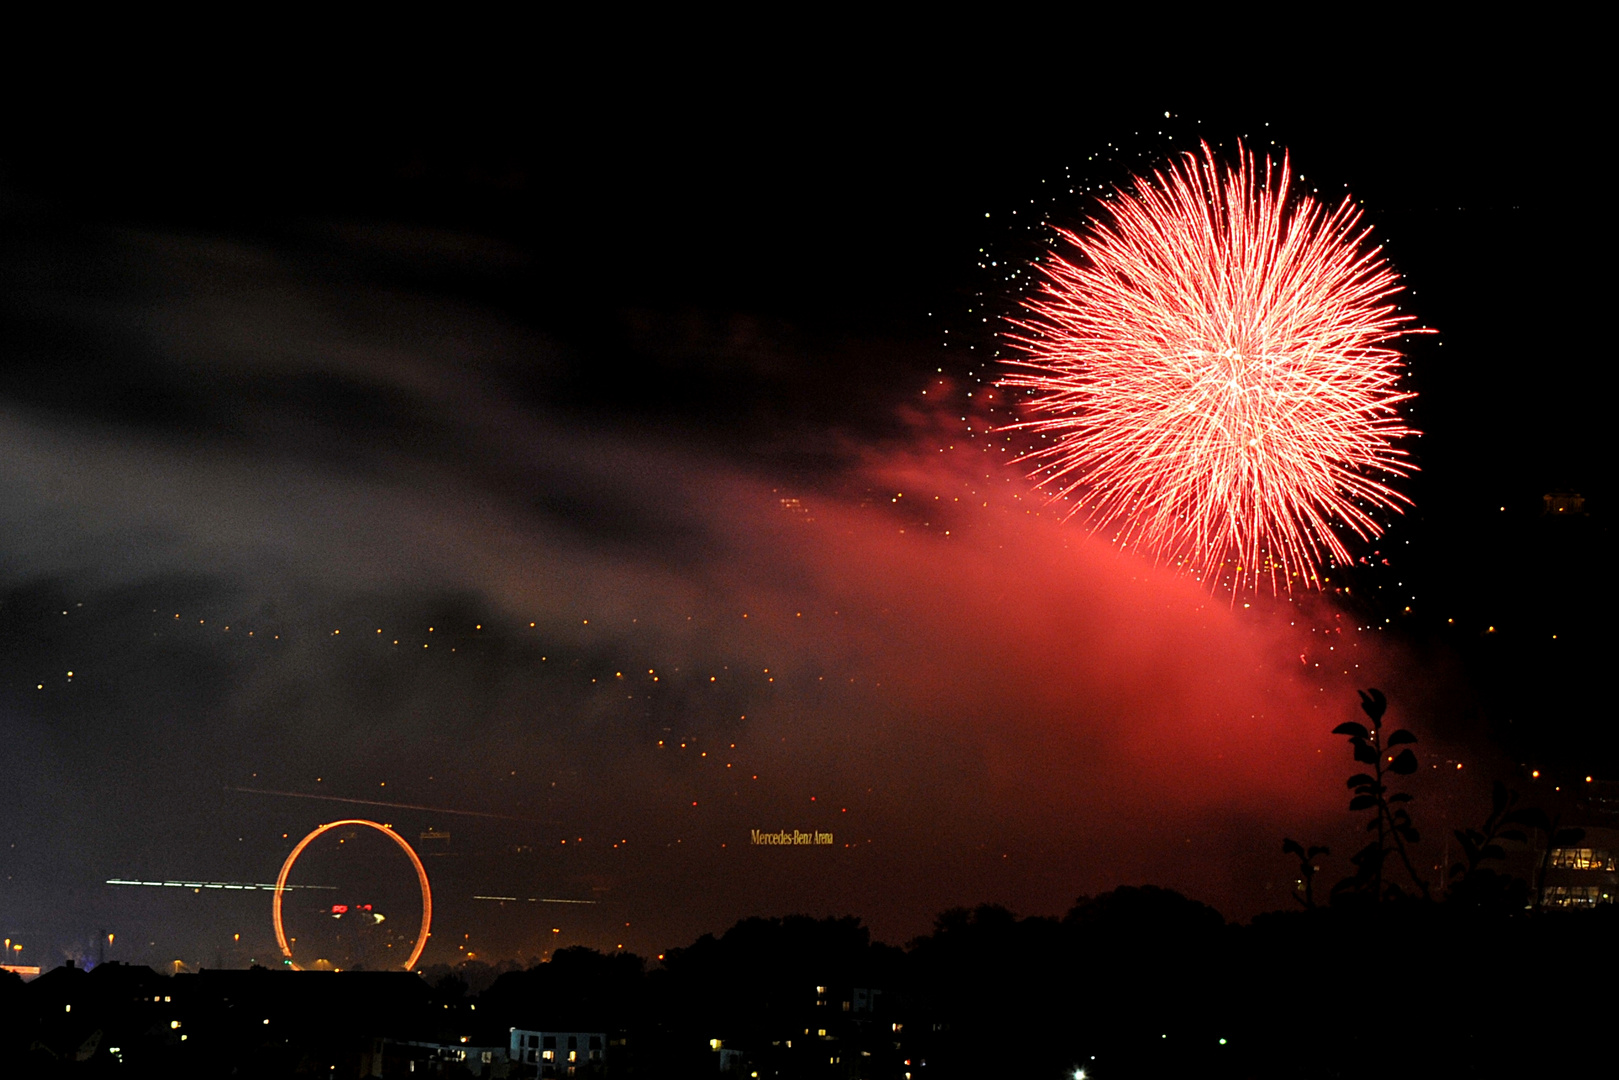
top-left (1549, 847), bottom-right (1616, 870)
top-left (1543, 885), bottom-right (1606, 907)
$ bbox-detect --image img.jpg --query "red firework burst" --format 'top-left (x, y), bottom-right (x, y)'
top-left (1000, 141), bottom-right (1423, 591)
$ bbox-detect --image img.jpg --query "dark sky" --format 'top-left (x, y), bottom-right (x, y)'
top-left (0, 50), bottom-right (1606, 972)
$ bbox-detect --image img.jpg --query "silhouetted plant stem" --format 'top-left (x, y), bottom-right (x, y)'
top-left (1330, 689), bottom-right (1428, 902)
top-left (1282, 839), bottom-right (1330, 909)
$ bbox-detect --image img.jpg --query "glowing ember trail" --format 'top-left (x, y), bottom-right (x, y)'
top-left (1000, 141), bottom-right (1423, 591)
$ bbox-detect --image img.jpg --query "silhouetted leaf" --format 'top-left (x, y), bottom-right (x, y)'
top-left (1481, 844), bottom-right (1505, 861)
top-left (1333, 722), bottom-right (1371, 740)
top-left (1388, 793), bottom-right (1413, 803)
top-left (1490, 781), bottom-right (1511, 815)
top-left (1354, 743), bottom-right (1379, 765)
top-left (1309, 845), bottom-right (1330, 859)
top-left (1349, 795), bottom-right (1378, 811)
top-left (1399, 825), bottom-right (1420, 843)
top-left (1350, 841), bottom-right (1382, 865)
top-left (1283, 838), bottom-right (1304, 857)
top-left (1358, 688), bottom-right (1387, 722)
top-left (1347, 773), bottom-right (1376, 788)
top-left (1386, 729), bottom-right (1417, 746)
top-left (1506, 808), bottom-right (1552, 831)
top-left (1389, 749), bottom-right (1418, 775)
top-left (1499, 830), bottom-right (1527, 845)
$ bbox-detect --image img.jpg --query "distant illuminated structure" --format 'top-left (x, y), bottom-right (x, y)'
top-left (1542, 824), bottom-right (1618, 907)
top-left (1542, 490), bottom-right (1586, 516)
top-left (272, 819), bottom-right (432, 971)
top-left (510, 1030), bottom-right (606, 1072)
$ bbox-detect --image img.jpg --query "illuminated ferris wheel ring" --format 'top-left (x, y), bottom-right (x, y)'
top-left (272, 819), bottom-right (432, 971)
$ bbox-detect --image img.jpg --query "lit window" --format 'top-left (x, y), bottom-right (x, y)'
top-left (1549, 847), bottom-right (1615, 870)
top-left (1543, 884), bottom-right (1606, 908)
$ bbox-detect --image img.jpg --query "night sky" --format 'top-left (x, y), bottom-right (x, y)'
top-left (0, 51), bottom-right (1605, 973)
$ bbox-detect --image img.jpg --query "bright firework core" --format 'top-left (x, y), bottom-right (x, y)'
top-left (1001, 141), bottom-right (1424, 592)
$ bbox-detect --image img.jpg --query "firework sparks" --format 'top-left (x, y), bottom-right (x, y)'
top-left (1000, 141), bottom-right (1423, 591)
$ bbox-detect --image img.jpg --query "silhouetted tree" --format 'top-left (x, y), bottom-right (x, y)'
top-left (652, 914), bottom-right (902, 1068)
top-left (431, 971), bottom-right (468, 1005)
top-left (480, 947), bottom-right (647, 1033)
